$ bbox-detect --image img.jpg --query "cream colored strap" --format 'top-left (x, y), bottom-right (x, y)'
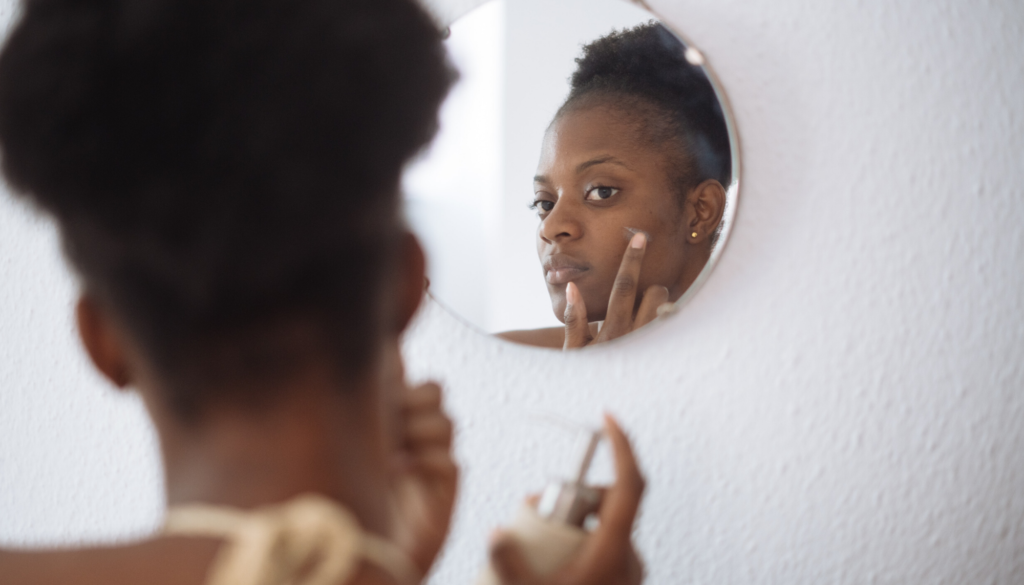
top-left (164, 494), bottom-right (420, 585)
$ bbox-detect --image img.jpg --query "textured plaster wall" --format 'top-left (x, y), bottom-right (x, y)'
top-left (408, 0), bottom-right (1024, 582)
top-left (1, 1), bottom-right (1023, 585)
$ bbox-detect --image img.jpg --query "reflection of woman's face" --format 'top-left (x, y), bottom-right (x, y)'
top-left (534, 103), bottom-right (703, 323)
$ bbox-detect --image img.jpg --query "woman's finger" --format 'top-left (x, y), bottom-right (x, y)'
top-left (633, 285), bottom-right (669, 330)
top-left (401, 382), bottom-right (442, 411)
top-left (409, 448), bottom-right (459, 481)
top-left (388, 382), bottom-right (458, 577)
top-left (563, 282), bottom-right (592, 349)
top-left (490, 532), bottom-right (544, 585)
top-left (600, 232), bottom-right (647, 340)
top-left (564, 414), bottom-right (644, 580)
top-left (596, 414), bottom-right (645, 536)
top-left (404, 413), bottom-right (453, 449)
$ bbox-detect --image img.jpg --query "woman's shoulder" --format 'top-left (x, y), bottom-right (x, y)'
top-left (0, 537), bottom-right (399, 585)
top-left (495, 326), bottom-right (565, 348)
top-left (495, 322), bottom-right (600, 348)
top-left (0, 537), bottom-right (220, 585)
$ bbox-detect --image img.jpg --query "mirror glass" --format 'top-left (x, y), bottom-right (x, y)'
top-left (404, 0), bottom-right (739, 348)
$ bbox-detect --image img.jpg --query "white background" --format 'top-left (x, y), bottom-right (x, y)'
top-left (2, 0), bottom-right (1023, 583)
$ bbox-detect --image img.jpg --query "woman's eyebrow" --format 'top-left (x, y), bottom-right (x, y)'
top-left (533, 155), bottom-right (631, 184)
top-left (576, 155), bottom-right (631, 173)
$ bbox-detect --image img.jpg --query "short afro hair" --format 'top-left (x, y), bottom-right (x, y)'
top-left (0, 0), bottom-right (454, 418)
top-left (558, 21), bottom-right (731, 197)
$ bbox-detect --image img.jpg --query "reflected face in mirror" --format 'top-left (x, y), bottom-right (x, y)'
top-left (532, 22), bottom-right (729, 326)
top-left (534, 101), bottom-right (724, 323)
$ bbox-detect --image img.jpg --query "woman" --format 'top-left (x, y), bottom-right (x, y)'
top-left (500, 22), bottom-right (731, 349)
top-left (0, 0), bottom-right (644, 584)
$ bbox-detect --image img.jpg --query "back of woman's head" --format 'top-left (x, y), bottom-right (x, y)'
top-left (559, 21), bottom-right (731, 193)
top-left (0, 0), bottom-right (454, 418)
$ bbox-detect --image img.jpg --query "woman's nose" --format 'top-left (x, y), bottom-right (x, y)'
top-left (539, 199), bottom-right (582, 243)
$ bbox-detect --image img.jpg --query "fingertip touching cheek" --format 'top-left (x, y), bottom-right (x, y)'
top-left (533, 104), bottom-right (697, 323)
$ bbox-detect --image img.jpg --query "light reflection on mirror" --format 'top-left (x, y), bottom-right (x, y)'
top-left (403, 0), bottom-right (738, 348)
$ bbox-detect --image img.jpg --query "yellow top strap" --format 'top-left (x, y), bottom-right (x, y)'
top-left (164, 494), bottom-right (420, 585)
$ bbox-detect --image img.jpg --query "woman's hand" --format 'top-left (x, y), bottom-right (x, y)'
top-left (488, 415), bottom-right (646, 585)
top-left (563, 232), bottom-right (669, 349)
top-left (390, 382), bottom-right (459, 577)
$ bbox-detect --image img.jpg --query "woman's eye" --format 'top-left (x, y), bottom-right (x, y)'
top-left (530, 199), bottom-right (555, 214)
top-left (585, 186), bottom-right (620, 201)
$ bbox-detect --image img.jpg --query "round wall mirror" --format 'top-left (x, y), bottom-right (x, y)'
top-left (405, 0), bottom-right (740, 349)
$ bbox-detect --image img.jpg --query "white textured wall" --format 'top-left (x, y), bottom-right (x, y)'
top-left (408, 0), bottom-right (1024, 582)
top-left (0, 198), bottom-right (164, 545)
top-left (2, 1), bottom-right (1023, 584)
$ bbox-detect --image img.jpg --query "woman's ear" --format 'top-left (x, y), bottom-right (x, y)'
top-left (685, 179), bottom-right (727, 244)
top-left (76, 295), bottom-right (132, 389)
top-left (393, 231), bottom-right (427, 333)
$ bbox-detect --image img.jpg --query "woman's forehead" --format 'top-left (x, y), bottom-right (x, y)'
top-left (538, 105), bottom-right (659, 174)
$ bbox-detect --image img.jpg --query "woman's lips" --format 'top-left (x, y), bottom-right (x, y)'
top-left (543, 255), bottom-right (591, 284)
top-left (546, 267), bottom-right (589, 284)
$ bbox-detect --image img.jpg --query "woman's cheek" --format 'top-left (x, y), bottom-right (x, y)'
top-left (642, 244), bottom-right (684, 290)
top-left (578, 279), bottom-right (614, 320)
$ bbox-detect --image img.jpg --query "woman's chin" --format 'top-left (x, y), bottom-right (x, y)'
top-left (548, 285), bottom-right (611, 324)
top-left (551, 298), bottom-right (567, 323)
top-left (578, 289), bottom-right (611, 321)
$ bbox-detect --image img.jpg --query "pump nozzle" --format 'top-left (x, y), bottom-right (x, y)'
top-left (536, 428), bottom-right (604, 526)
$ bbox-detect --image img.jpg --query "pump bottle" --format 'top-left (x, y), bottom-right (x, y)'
top-left (476, 429), bottom-right (603, 584)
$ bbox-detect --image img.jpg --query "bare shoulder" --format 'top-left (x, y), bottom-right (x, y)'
top-left (495, 322), bottom-right (601, 348)
top-left (0, 537), bottom-right (221, 585)
top-left (0, 540), bottom-right (406, 585)
top-left (495, 326), bottom-right (565, 348)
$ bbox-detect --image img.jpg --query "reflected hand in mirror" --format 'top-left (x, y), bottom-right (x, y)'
top-left (561, 232), bottom-right (670, 349)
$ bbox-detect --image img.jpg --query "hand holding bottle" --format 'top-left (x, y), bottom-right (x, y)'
top-left (486, 415), bottom-right (646, 585)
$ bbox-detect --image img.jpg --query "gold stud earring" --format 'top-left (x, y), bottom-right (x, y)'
top-left (691, 231), bottom-right (698, 238)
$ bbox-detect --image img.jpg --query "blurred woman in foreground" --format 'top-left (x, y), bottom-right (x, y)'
top-left (0, 0), bottom-right (644, 583)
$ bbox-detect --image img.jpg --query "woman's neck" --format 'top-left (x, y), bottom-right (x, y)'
top-left (670, 246), bottom-right (713, 302)
top-left (150, 372), bottom-right (396, 537)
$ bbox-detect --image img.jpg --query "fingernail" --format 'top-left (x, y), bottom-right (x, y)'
top-left (657, 302), bottom-right (678, 318)
top-left (624, 227), bottom-right (651, 243)
top-left (630, 231), bottom-right (646, 249)
top-left (566, 282), bottom-right (577, 304)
